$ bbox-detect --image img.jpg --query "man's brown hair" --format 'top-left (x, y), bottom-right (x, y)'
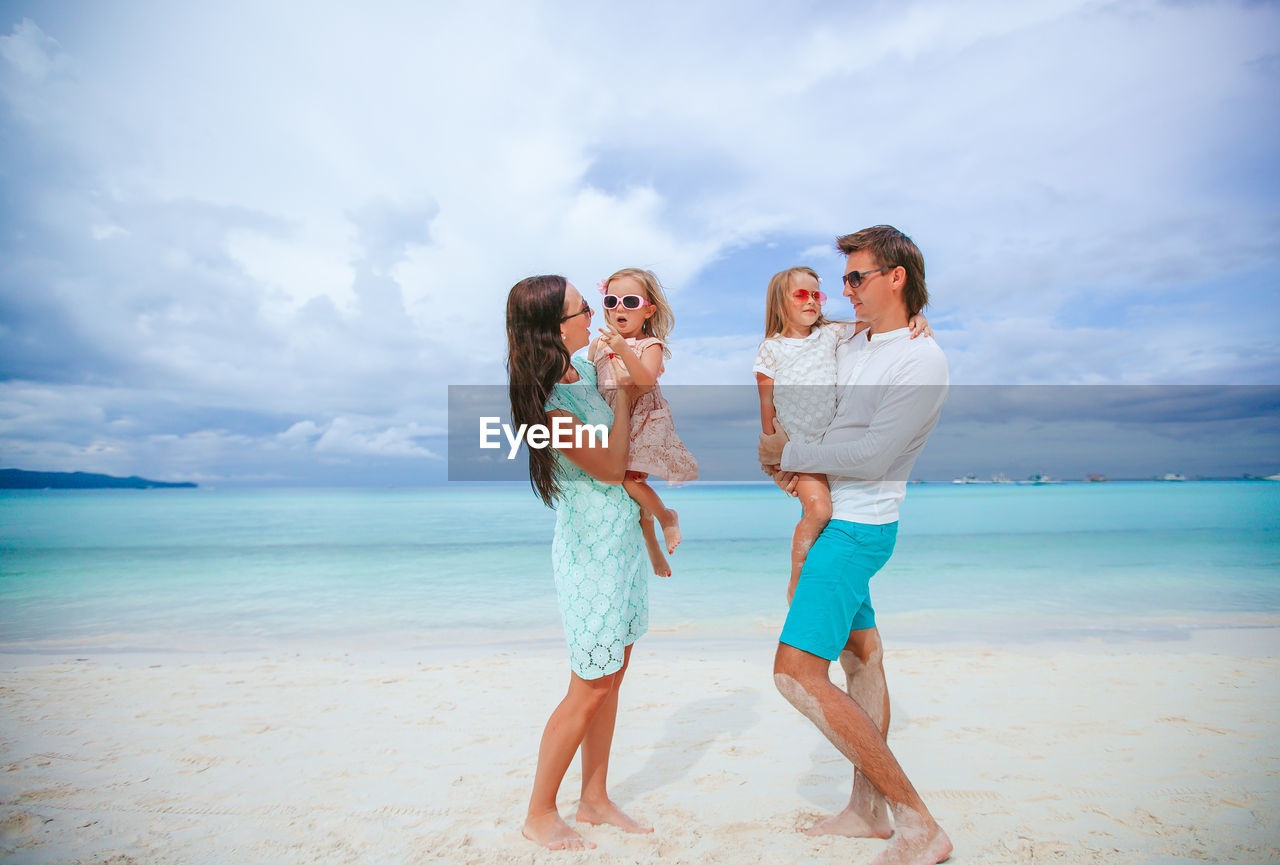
top-left (836, 225), bottom-right (928, 318)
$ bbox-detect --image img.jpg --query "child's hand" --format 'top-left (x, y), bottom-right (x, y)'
top-left (907, 313), bottom-right (932, 339)
top-left (597, 324), bottom-right (629, 357)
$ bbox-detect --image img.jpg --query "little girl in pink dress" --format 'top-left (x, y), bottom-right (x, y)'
top-left (589, 267), bottom-right (698, 577)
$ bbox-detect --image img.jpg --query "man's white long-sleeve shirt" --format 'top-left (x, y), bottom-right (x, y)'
top-left (780, 326), bottom-right (948, 524)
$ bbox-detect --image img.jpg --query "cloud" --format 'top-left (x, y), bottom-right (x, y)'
top-left (0, 18), bottom-right (65, 81)
top-left (1, 2), bottom-right (1277, 483)
top-left (310, 416), bottom-right (439, 460)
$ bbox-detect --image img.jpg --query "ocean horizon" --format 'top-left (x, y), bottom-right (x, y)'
top-left (2, 481), bottom-right (1277, 656)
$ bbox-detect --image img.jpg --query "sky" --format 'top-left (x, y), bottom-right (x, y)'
top-left (1, 0), bottom-right (1278, 485)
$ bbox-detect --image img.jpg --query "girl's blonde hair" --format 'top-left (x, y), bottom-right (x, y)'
top-left (764, 266), bottom-right (831, 337)
top-left (602, 267), bottom-right (673, 358)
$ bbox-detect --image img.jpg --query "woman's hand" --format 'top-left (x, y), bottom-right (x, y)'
top-left (616, 372), bottom-right (647, 407)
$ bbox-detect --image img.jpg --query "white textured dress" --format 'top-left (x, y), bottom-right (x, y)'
top-left (753, 322), bottom-right (855, 444)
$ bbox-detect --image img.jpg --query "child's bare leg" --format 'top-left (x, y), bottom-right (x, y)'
top-left (623, 473), bottom-right (681, 554)
top-left (788, 473), bottom-right (831, 604)
top-left (638, 509), bottom-right (671, 577)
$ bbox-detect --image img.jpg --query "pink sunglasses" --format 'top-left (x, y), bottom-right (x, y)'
top-left (792, 288), bottom-right (827, 304)
top-left (602, 294), bottom-right (653, 310)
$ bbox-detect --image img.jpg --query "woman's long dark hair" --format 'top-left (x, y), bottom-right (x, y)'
top-left (506, 275), bottom-right (573, 507)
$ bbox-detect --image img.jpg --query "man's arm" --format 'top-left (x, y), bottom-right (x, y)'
top-left (782, 352), bottom-right (948, 480)
top-left (782, 384), bottom-right (944, 480)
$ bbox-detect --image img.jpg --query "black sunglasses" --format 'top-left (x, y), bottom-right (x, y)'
top-left (560, 301), bottom-right (592, 322)
top-left (842, 266), bottom-right (894, 289)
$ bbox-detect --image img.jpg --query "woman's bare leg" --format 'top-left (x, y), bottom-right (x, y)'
top-left (523, 667), bottom-right (619, 850)
top-left (624, 474), bottom-right (681, 554)
top-left (787, 473), bottom-right (831, 603)
top-left (576, 644), bottom-right (652, 832)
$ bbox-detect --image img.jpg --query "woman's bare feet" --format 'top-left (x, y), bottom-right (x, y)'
top-left (658, 508), bottom-right (681, 554)
top-left (576, 798), bottom-right (653, 833)
top-left (523, 810), bottom-right (595, 850)
top-left (801, 804), bottom-right (893, 838)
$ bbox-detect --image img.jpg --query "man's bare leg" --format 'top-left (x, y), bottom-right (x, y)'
top-left (775, 642), bottom-right (951, 865)
top-left (523, 667), bottom-right (619, 850)
top-left (803, 627), bottom-right (892, 838)
top-left (576, 644), bottom-right (653, 833)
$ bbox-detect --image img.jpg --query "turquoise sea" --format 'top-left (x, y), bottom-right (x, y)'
top-left (1, 482), bottom-right (1277, 655)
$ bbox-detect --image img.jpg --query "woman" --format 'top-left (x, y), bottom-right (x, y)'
top-left (506, 274), bottom-right (653, 851)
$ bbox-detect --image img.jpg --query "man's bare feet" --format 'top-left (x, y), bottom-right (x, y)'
top-left (869, 823), bottom-right (952, 865)
top-left (522, 810), bottom-right (596, 850)
top-left (658, 509), bottom-right (681, 554)
top-left (801, 805), bottom-right (893, 839)
top-left (643, 528), bottom-right (672, 577)
top-left (576, 798), bottom-right (654, 833)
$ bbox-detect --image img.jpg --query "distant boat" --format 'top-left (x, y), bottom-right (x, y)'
top-left (1025, 473), bottom-right (1059, 485)
top-left (991, 473), bottom-right (1014, 484)
top-left (953, 474), bottom-right (982, 484)
top-left (1160, 473), bottom-right (1187, 482)
top-left (1265, 474), bottom-right (1280, 482)
top-left (1086, 474), bottom-right (1108, 483)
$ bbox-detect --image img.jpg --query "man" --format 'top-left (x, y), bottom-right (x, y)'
top-left (758, 225), bottom-right (951, 865)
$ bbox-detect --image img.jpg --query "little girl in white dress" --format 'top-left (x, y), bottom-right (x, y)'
top-left (754, 266), bottom-right (929, 602)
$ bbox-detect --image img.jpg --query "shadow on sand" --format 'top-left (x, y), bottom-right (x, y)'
top-left (611, 686), bottom-right (763, 802)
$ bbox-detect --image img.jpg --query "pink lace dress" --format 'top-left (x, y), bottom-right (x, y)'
top-left (592, 336), bottom-right (699, 483)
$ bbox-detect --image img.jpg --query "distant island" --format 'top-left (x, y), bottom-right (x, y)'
top-left (0, 469), bottom-right (197, 490)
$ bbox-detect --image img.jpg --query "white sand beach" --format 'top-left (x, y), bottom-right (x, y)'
top-left (2, 631), bottom-right (1278, 865)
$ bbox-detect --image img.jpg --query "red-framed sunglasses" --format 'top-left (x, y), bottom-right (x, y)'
top-left (791, 288), bottom-right (827, 304)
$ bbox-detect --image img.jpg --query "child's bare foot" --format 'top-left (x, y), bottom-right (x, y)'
top-left (523, 810), bottom-right (595, 850)
top-left (576, 798), bottom-right (653, 833)
top-left (658, 509), bottom-right (681, 554)
top-left (643, 529), bottom-right (672, 577)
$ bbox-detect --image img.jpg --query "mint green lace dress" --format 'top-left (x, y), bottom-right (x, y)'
top-left (545, 356), bottom-right (648, 679)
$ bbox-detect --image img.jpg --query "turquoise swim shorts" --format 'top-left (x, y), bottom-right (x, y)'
top-left (779, 519), bottom-right (898, 661)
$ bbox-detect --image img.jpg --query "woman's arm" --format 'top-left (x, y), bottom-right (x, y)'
top-left (547, 386), bottom-right (634, 484)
